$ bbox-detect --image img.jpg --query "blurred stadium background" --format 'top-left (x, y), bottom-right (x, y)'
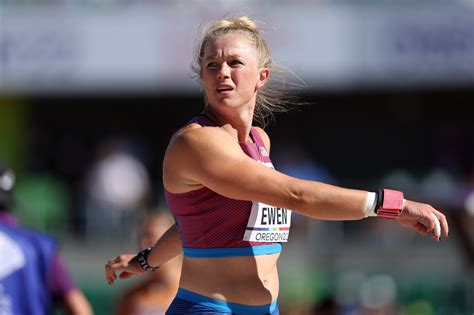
top-left (1, 0), bottom-right (474, 314)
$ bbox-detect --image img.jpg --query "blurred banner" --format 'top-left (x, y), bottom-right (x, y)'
top-left (1, 2), bottom-right (474, 94)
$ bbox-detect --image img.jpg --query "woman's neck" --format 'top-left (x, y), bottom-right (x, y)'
top-left (203, 106), bottom-right (254, 142)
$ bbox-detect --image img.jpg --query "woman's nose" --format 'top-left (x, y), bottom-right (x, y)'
top-left (217, 64), bottom-right (230, 79)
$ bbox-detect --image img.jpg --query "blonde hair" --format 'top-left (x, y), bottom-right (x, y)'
top-left (192, 16), bottom-right (301, 127)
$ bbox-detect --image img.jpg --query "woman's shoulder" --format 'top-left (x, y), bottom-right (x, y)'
top-left (166, 123), bottom-right (237, 159)
top-left (172, 122), bottom-right (230, 143)
top-left (163, 122), bottom-right (243, 193)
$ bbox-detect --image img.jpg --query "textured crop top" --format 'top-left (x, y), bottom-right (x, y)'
top-left (165, 114), bottom-right (292, 258)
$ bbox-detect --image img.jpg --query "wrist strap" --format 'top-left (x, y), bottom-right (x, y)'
top-left (375, 189), bottom-right (404, 219)
top-left (364, 192), bottom-right (377, 217)
top-left (137, 247), bottom-right (160, 272)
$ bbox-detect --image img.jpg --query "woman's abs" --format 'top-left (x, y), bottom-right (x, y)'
top-left (178, 253), bottom-right (280, 305)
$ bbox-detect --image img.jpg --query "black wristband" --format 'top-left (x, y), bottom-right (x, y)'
top-left (374, 189), bottom-right (384, 214)
top-left (137, 247), bottom-right (160, 272)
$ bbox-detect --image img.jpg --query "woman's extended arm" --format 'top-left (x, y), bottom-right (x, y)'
top-left (165, 127), bottom-right (370, 220)
top-left (163, 127), bottom-right (448, 238)
top-left (105, 224), bottom-right (181, 285)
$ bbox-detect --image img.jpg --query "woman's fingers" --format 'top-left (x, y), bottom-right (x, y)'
top-left (414, 221), bottom-right (430, 235)
top-left (105, 260), bottom-right (119, 285)
top-left (119, 271), bottom-right (133, 279)
top-left (399, 200), bottom-right (449, 241)
top-left (430, 213), bottom-right (441, 240)
top-left (417, 209), bottom-right (440, 240)
top-left (105, 264), bottom-right (116, 285)
top-left (104, 254), bottom-right (135, 285)
top-left (433, 210), bottom-right (449, 237)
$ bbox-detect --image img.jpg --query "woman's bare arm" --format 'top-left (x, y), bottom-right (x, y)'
top-left (163, 126), bottom-right (448, 238)
top-left (164, 127), bottom-right (367, 220)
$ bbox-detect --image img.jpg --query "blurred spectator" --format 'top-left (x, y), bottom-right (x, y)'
top-left (115, 209), bottom-right (181, 315)
top-left (0, 160), bottom-right (93, 315)
top-left (81, 138), bottom-right (152, 241)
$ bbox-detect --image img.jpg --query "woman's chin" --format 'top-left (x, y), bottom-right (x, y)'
top-left (211, 99), bottom-right (238, 109)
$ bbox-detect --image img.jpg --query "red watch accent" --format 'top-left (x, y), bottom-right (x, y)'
top-left (376, 189), bottom-right (404, 219)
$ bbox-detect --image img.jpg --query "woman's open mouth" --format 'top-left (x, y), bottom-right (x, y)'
top-left (216, 85), bottom-right (234, 94)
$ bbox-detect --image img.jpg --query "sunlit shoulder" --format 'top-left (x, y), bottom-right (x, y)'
top-left (163, 123), bottom-right (248, 193)
top-left (169, 123), bottom-right (239, 149)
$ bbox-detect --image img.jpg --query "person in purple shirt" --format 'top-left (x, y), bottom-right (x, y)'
top-left (0, 161), bottom-right (93, 315)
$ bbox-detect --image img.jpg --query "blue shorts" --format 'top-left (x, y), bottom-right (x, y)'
top-left (166, 288), bottom-right (279, 315)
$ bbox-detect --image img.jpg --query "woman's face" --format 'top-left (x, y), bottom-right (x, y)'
top-left (201, 33), bottom-right (268, 112)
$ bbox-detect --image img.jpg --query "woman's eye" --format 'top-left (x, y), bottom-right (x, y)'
top-left (229, 60), bottom-right (243, 67)
top-left (207, 62), bottom-right (218, 69)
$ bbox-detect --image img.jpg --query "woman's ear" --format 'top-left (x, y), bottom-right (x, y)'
top-left (256, 68), bottom-right (270, 90)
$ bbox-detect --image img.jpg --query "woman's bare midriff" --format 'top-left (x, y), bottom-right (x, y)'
top-left (179, 252), bottom-right (280, 305)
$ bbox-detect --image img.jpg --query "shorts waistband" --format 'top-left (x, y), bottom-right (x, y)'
top-left (176, 288), bottom-right (278, 314)
top-left (182, 244), bottom-right (282, 258)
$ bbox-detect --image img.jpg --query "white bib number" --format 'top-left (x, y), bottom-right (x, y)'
top-left (243, 201), bottom-right (292, 242)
